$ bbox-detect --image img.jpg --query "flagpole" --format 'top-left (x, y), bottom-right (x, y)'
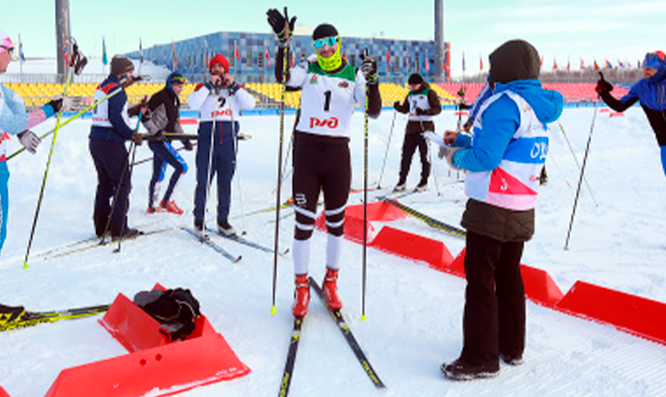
top-left (18, 34), bottom-right (23, 80)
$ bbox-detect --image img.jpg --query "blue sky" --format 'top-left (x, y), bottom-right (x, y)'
top-left (1, 0), bottom-right (664, 76)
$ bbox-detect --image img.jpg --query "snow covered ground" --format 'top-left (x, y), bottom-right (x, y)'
top-left (0, 102), bottom-right (666, 396)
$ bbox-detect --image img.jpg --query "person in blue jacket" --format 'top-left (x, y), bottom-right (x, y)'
top-left (440, 39), bottom-right (564, 380)
top-left (596, 51), bottom-right (666, 177)
top-left (89, 55), bottom-right (144, 239)
top-left (0, 30), bottom-right (70, 256)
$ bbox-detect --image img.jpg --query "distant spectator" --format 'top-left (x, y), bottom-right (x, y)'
top-left (393, 73), bottom-right (441, 192)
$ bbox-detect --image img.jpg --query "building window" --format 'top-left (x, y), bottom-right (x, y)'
top-left (246, 51), bottom-right (253, 68)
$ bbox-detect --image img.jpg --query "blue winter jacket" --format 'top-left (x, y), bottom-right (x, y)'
top-left (452, 79), bottom-right (564, 172)
top-left (89, 75), bottom-right (135, 143)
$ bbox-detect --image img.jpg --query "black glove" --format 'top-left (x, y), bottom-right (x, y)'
top-left (393, 101), bottom-right (401, 110)
top-left (266, 7), bottom-right (296, 44)
top-left (458, 102), bottom-right (470, 110)
top-left (360, 51), bottom-right (378, 84)
top-left (415, 107), bottom-right (425, 116)
top-left (596, 74), bottom-right (613, 94)
top-left (182, 139), bottom-right (194, 151)
top-left (46, 95), bottom-right (72, 114)
top-left (128, 96), bottom-right (148, 117)
top-left (456, 87), bottom-right (466, 98)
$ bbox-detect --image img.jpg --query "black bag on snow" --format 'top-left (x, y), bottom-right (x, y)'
top-left (133, 288), bottom-right (201, 341)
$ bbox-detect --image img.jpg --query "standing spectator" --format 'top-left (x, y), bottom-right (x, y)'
top-left (89, 55), bottom-right (143, 239)
top-left (440, 39), bottom-right (563, 380)
top-left (144, 72), bottom-right (191, 215)
top-left (267, 8), bottom-right (381, 318)
top-left (393, 73), bottom-right (441, 192)
top-left (188, 54), bottom-right (256, 236)
top-left (596, 51), bottom-right (666, 178)
top-left (0, 30), bottom-right (70, 255)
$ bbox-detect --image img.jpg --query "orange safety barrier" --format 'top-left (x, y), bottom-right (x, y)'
top-left (556, 281), bottom-right (666, 345)
top-left (0, 386), bottom-right (10, 397)
top-left (315, 202), bottom-right (408, 243)
top-left (43, 284), bottom-right (250, 397)
top-left (369, 225), bottom-right (454, 270)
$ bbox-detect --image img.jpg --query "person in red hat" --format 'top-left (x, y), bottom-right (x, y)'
top-left (188, 53), bottom-right (256, 237)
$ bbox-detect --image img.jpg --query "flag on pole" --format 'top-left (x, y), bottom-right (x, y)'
top-left (480, 55), bottom-right (484, 71)
top-left (593, 60), bottom-right (599, 71)
top-left (18, 34), bottom-right (25, 62)
top-left (172, 41), bottom-right (177, 70)
top-left (234, 41), bottom-right (241, 63)
top-left (265, 46), bottom-right (271, 67)
top-left (580, 58), bottom-right (585, 70)
top-left (62, 39), bottom-right (69, 66)
top-left (424, 50), bottom-right (430, 71)
top-left (553, 57), bottom-right (558, 70)
top-left (605, 59), bottom-right (612, 69)
top-left (567, 57), bottom-right (570, 71)
top-left (386, 48), bottom-right (392, 72)
top-left (291, 52), bottom-right (295, 68)
top-left (102, 38), bottom-right (108, 65)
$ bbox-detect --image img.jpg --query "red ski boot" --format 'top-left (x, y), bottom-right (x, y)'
top-left (161, 200), bottom-right (184, 215)
top-left (322, 268), bottom-right (342, 311)
top-left (292, 274), bottom-right (310, 318)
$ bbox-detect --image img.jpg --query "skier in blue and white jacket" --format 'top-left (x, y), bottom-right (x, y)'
top-left (596, 51), bottom-right (666, 178)
top-left (0, 30), bottom-right (70, 256)
top-left (440, 39), bottom-right (563, 381)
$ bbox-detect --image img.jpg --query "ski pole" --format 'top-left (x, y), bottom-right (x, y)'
top-left (114, 113), bottom-right (142, 253)
top-left (271, 37), bottom-right (289, 316)
top-left (22, 60), bottom-right (75, 269)
top-left (7, 88), bottom-right (124, 161)
top-left (228, 90), bottom-right (247, 235)
top-left (376, 111), bottom-right (396, 189)
top-left (361, 48), bottom-right (370, 321)
top-left (564, 96), bottom-right (599, 250)
top-left (557, 121), bottom-right (598, 206)
top-left (201, 93), bottom-right (218, 239)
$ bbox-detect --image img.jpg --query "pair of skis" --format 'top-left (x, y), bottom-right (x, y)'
top-left (182, 227), bottom-right (289, 263)
top-left (279, 278), bottom-right (385, 396)
top-left (0, 303), bottom-right (109, 332)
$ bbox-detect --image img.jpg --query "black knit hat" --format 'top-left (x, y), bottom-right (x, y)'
top-left (408, 73), bottom-right (424, 85)
top-left (489, 39), bottom-right (540, 86)
top-left (312, 23), bottom-right (339, 40)
top-left (110, 55), bottom-right (135, 76)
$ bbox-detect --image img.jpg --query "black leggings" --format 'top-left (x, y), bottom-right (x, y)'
top-left (292, 131), bottom-right (351, 240)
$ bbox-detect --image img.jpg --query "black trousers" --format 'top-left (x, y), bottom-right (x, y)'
top-left (461, 231), bottom-right (526, 365)
top-left (292, 131), bottom-right (350, 240)
top-left (89, 139), bottom-right (132, 237)
top-left (398, 132), bottom-right (430, 185)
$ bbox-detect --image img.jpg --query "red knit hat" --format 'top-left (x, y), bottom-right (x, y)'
top-left (209, 54), bottom-right (229, 73)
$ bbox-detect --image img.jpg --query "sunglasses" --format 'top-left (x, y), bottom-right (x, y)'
top-left (1, 46), bottom-right (14, 55)
top-left (171, 76), bottom-right (186, 84)
top-left (313, 36), bottom-right (338, 49)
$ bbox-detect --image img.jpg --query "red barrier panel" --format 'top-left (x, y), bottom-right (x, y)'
top-left (447, 248), bottom-right (466, 277)
top-left (370, 226), bottom-right (454, 269)
top-left (44, 333), bottom-right (249, 397)
top-left (180, 118), bottom-right (198, 125)
top-left (345, 201), bottom-right (409, 222)
top-left (519, 264), bottom-right (564, 307)
top-left (556, 281), bottom-right (666, 345)
top-left (0, 386), bottom-right (11, 397)
top-left (43, 288), bottom-right (250, 397)
top-left (609, 112), bottom-right (625, 117)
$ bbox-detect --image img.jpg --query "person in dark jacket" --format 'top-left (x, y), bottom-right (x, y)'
top-left (439, 39), bottom-right (564, 380)
top-left (89, 55), bottom-right (143, 239)
top-left (393, 73), bottom-right (442, 192)
top-left (596, 51), bottom-right (666, 178)
top-left (144, 72), bottom-right (191, 215)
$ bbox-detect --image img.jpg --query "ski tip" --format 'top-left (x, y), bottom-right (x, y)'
top-left (271, 306), bottom-right (277, 316)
